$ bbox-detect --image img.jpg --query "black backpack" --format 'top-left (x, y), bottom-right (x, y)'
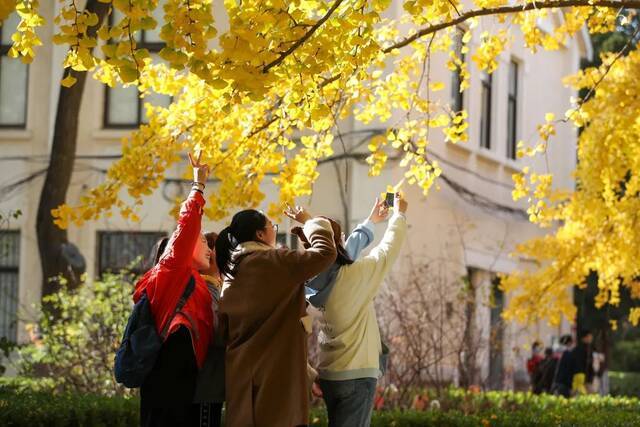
top-left (114, 276), bottom-right (195, 388)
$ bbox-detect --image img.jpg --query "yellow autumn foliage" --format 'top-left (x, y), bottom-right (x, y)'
top-left (0, 0), bottom-right (638, 324)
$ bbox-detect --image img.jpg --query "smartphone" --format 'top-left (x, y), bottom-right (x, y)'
top-left (385, 192), bottom-right (395, 208)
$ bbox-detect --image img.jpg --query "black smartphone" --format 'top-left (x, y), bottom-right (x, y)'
top-left (385, 192), bottom-right (395, 207)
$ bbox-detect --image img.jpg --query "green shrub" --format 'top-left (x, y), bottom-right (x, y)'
top-left (16, 273), bottom-right (134, 397)
top-left (611, 340), bottom-right (640, 372)
top-left (0, 389), bottom-right (137, 427)
top-left (609, 371), bottom-right (640, 397)
top-left (2, 381), bottom-right (639, 427)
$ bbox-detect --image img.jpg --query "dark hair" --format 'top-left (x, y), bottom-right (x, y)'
top-left (544, 347), bottom-right (553, 357)
top-left (578, 329), bottom-right (593, 340)
top-left (559, 334), bottom-right (573, 346)
top-left (327, 220), bottom-right (353, 266)
top-left (204, 231), bottom-right (218, 250)
top-left (152, 237), bottom-right (170, 266)
top-left (215, 210), bottom-right (267, 278)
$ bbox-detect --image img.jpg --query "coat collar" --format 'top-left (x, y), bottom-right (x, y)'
top-left (230, 241), bottom-right (273, 262)
top-left (221, 241), bottom-right (273, 296)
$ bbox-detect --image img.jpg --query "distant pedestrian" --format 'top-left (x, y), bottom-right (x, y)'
top-left (571, 330), bottom-right (594, 395)
top-left (551, 334), bottom-right (575, 398)
top-left (532, 347), bottom-right (557, 394)
top-left (526, 341), bottom-right (544, 386)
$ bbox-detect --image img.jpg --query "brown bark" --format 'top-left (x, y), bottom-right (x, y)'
top-left (36, 0), bottom-right (111, 298)
top-left (384, 0), bottom-right (640, 53)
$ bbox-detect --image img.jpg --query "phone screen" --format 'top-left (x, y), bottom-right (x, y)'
top-left (385, 192), bottom-right (395, 207)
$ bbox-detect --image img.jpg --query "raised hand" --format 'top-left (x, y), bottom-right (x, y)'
top-left (284, 204), bottom-right (312, 224)
top-left (188, 150), bottom-right (210, 186)
top-left (367, 197), bottom-right (389, 224)
top-left (394, 192), bottom-right (408, 214)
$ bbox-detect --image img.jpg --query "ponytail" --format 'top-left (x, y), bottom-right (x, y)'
top-left (151, 236), bottom-right (170, 266)
top-left (215, 209), bottom-right (268, 278)
top-left (336, 245), bottom-right (354, 266)
top-left (215, 228), bottom-right (235, 279)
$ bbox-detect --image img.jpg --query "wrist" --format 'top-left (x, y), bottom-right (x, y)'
top-left (371, 217), bottom-right (384, 224)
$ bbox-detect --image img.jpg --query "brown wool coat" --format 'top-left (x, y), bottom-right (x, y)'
top-left (219, 218), bottom-right (337, 427)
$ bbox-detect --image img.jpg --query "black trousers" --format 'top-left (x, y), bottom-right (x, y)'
top-left (140, 327), bottom-right (198, 427)
top-left (190, 402), bottom-right (223, 427)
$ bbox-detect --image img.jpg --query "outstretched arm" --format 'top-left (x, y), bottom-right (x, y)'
top-left (344, 197), bottom-right (388, 260)
top-left (160, 152), bottom-right (209, 269)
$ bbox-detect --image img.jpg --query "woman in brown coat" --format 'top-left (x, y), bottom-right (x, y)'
top-left (215, 208), bottom-right (337, 427)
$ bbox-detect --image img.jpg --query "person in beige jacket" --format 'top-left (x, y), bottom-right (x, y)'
top-left (317, 194), bottom-right (408, 427)
top-left (215, 208), bottom-right (337, 427)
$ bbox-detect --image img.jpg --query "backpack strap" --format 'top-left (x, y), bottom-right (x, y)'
top-left (159, 275), bottom-right (196, 339)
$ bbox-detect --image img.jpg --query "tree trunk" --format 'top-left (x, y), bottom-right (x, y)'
top-left (36, 0), bottom-right (111, 298)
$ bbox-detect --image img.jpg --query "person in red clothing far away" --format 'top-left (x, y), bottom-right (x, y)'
top-left (134, 151), bottom-right (216, 427)
top-left (526, 341), bottom-right (544, 387)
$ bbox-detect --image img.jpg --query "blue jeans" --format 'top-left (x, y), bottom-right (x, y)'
top-left (319, 378), bottom-right (377, 427)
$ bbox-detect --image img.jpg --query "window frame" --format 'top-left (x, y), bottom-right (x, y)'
top-left (0, 230), bottom-right (20, 342)
top-left (102, 14), bottom-right (166, 129)
top-left (96, 230), bottom-right (167, 277)
top-left (0, 13), bottom-right (29, 129)
top-left (479, 71), bottom-right (493, 150)
top-left (506, 59), bottom-right (519, 160)
top-left (276, 232), bottom-right (299, 251)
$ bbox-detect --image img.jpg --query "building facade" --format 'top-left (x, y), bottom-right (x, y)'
top-left (0, 2), bottom-right (591, 389)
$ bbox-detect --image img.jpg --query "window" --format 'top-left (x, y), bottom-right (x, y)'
top-left (479, 72), bottom-right (493, 149)
top-left (97, 231), bottom-right (166, 276)
top-left (0, 13), bottom-right (28, 128)
top-left (488, 275), bottom-right (504, 390)
top-left (0, 231), bottom-right (20, 342)
top-left (277, 233), bottom-right (299, 250)
top-left (103, 6), bottom-right (170, 128)
top-left (451, 28), bottom-right (465, 112)
top-left (506, 60), bottom-right (519, 160)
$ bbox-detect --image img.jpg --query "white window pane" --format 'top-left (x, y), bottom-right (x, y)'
top-left (140, 53), bottom-right (170, 123)
top-left (0, 56), bottom-right (28, 126)
top-left (509, 61), bottom-right (518, 95)
top-left (112, 8), bottom-right (142, 42)
top-left (145, 2), bottom-right (165, 43)
top-left (141, 91), bottom-right (171, 124)
top-left (107, 85), bottom-right (138, 126)
top-left (1, 12), bottom-right (20, 42)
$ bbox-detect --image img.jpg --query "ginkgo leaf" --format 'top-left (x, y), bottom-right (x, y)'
top-left (61, 74), bottom-right (77, 88)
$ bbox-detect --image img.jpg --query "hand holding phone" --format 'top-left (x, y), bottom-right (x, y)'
top-left (384, 192), bottom-right (395, 208)
top-left (394, 193), bottom-right (408, 214)
top-left (368, 198), bottom-right (388, 224)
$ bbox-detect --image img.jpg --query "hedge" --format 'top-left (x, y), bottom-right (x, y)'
top-left (2, 379), bottom-right (640, 426)
top-left (609, 371), bottom-right (640, 397)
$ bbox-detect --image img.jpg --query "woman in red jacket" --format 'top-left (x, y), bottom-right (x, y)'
top-left (134, 152), bottom-right (214, 427)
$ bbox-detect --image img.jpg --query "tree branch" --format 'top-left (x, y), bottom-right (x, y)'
top-left (263, 0), bottom-right (345, 72)
top-left (384, 0), bottom-right (640, 53)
